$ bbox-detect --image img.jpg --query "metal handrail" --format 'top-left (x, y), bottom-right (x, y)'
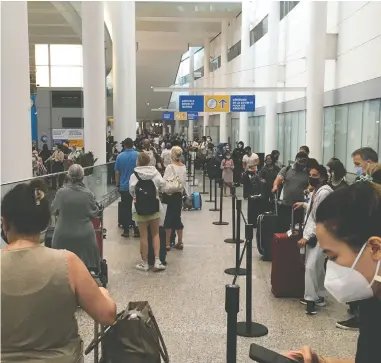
top-left (1, 161), bottom-right (116, 186)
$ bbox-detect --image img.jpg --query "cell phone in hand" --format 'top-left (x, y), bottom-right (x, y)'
top-left (249, 343), bottom-right (299, 363)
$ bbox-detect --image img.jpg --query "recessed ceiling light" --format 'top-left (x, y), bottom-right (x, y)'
top-left (146, 102), bottom-right (150, 106)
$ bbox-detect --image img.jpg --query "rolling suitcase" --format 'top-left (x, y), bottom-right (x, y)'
top-left (256, 195), bottom-right (279, 261)
top-left (271, 211), bottom-right (305, 298)
top-left (192, 192), bottom-right (202, 210)
top-left (147, 226), bottom-right (168, 266)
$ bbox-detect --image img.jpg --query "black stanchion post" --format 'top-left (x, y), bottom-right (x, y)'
top-left (225, 187), bottom-right (243, 244)
top-left (187, 153), bottom-right (192, 181)
top-left (237, 224), bottom-right (269, 338)
top-left (209, 179), bottom-right (220, 212)
top-left (225, 199), bottom-right (246, 276)
top-left (213, 180), bottom-right (229, 225)
top-left (206, 178), bottom-right (214, 203)
top-left (200, 167), bottom-right (208, 195)
top-left (191, 152), bottom-right (197, 186)
top-left (225, 284), bottom-right (240, 363)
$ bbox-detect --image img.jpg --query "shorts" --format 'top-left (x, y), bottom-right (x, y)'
top-left (132, 212), bottom-right (161, 223)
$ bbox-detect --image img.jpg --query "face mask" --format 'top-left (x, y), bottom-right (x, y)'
top-left (354, 166), bottom-right (363, 176)
top-left (308, 176), bottom-right (321, 187)
top-left (324, 243), bottom-right (381, 303)
top-left (226, 155), bottom-right (231, 159)
top-left (239, 145), bottom-right (243, 149)
top-left (1, 226), bottom-right (8, 244)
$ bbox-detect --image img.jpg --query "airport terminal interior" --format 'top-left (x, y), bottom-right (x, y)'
top-left (1, 1), bottom-right (381, 363)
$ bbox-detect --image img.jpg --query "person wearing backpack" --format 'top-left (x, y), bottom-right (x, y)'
top-left (129, 152), bottom-right (166, 272)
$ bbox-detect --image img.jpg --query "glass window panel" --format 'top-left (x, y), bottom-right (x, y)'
top-left (50, 66), bottom-right (83, 87)
top-left (334, 105), bottom-right (349, 167)
top-left (50, 44), bottom-right (83, 66)
top-left (284, 113), bottom-right (292, 165)
top-left (346, 102), bottom-right (363, 168)
top-left (259, 116), bottom-right (265, 153)
top-left (291, 111), bottom-right (299, 158)
top-left (35, 66), bottom-right (50, 87)
top-left (297, 110), bottom-right (306, 151)
top-left (35, 44), bottom-right (49, 66)
top-left (278, 114), bottom-right (285, 165)
top-left (254, 117), bottom-right (260, 152)
top-left (323, 107), bottom-right (335, 164)
top-left (362, 99), bottom-right (380, 152)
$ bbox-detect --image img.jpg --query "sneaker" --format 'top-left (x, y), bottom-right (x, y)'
top-left (316, 297), bottom-right (326, 307)
top-left (335, 316), bottom-right (359, 331)
top-left (153, 259), bottom-right (166, 272)
top-left (300, 299), bottom-right (308, 305)
top-left (121, 231), bottom-right (129, 238)
top-left (136, 261), bottom-right (149, 271)
top-left (133, 228), bottom-right (140, 238)
top-left (306, 301), bottom-right (317, 315)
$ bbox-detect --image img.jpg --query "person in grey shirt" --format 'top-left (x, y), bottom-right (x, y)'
top-left (51, 164), bottom-right (100, 271)
top-left (272, 152), bottom-right (309, 230)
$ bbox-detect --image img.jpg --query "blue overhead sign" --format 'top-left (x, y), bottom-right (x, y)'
top-left (162, 112), bottom-right (174, 120)
top-left (179, 95), bottom-right (204, 112)
top-left (187, 112), bottom-right (199, 121)
top-left (230, 95), bottom-right (256, 112)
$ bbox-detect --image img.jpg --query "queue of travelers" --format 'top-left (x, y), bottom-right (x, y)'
top-left (3, 128), bottom-right (381, 363)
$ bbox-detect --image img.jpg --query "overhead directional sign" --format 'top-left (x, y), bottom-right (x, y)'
top-left (187, 112), bottom-right (198, 121)
top-left (179, 95), bottom-right (204, 112)
top-left (179, 95), bottom-right (256, 113)
top-left (230, 95), bottom-right (256, 112)
top-left (174, 112), bottom-right (187, 121)
top-left (204, 95), bottom-right (230, 113)
top-left (162, 112), bottom-right (174, 120)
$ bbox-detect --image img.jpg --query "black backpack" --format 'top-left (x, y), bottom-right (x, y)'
top-left (134, 172), bottom-right (159, 216)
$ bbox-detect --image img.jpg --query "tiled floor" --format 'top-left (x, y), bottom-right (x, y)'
top-left (78, 174), bottom-right (358, 363)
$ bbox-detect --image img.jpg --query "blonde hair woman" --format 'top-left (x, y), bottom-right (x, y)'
top-left (129, 152), bottom-right (166, 271)
top-left (163, 146), bottom-right (187, 250)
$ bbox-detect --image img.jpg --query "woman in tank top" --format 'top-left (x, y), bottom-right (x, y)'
top-left (1, 179), bottom-right (117, 363)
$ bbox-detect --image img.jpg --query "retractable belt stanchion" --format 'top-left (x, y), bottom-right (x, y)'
top-left (191, 152), bottom-right (197, 186)
top-left (225, 284), bottom-right (240, 363)
top-left (213, 180), bottom-right (229, 225)
top-left (187, 153), bottom-right (192, 182)
top-left (225, 199), bottom-right (246, 276)
top-left (206, 177), bottom-right (214, 203)
top-left (200, 166), bottom-right (209, 195)
top-left (237, 224), bottom-right (269, 338)
top-left (209, 179), bottom-right (220, 212)
top-left (225, 186), bottom-right (244, 244)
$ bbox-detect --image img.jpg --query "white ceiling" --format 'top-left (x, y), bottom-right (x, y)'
top-left (27, 1), bottom-right (241, 120)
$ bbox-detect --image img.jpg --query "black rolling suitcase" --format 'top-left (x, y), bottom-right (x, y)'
top-left (147, 226), bottom-right (169, 266)
top-left (256, 195), bottom-right (280, 261)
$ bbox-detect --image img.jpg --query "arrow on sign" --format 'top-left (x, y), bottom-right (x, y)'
top-left (219, 99), bottom-right (228, 108)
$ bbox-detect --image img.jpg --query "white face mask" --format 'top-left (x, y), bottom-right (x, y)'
top-left (324, 243), bottom-right (381, 304)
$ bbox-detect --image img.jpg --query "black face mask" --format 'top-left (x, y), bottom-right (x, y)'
top-left (308, 176), bottom-right (321, 187)
top-left (1, 226), bottom-right (8, 244)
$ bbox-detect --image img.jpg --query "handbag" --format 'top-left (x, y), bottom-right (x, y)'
top-left (164, 165), bottom-right (183, 195)
top-left (85, 301), bottom-right (169, 363)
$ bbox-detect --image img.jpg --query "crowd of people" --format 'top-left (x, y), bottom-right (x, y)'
top-left (2, 129), bottom-right (381, 363)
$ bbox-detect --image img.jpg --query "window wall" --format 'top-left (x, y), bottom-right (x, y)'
top-left (277, 111), bottom-right (306, 165)
top-left (323, 99), bottom-right (381, 167)
top-left (35, 44), bottom-right (83, 87)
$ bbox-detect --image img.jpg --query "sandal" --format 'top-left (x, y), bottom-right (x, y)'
top-left (174, 242), bottom-right (184, 250)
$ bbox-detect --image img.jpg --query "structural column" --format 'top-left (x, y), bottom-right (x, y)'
top-left (219, 20), bottom-right (228, 143)
top-left (1, 1), bottom-right (32, 183)
top-left (239, 1), bottom-right (251, 147)
top-left (111, 1), bottom-right (137, 142)
top-left (306, 1), bottom-right (327, 160)
top-left (265, 1), bottom-right (280, 154)
top-left (203, 38), bottom-right (210, 137)
top-left (82, 1), bottom-right (106, 164)
top-left (188, 47), bottom-right (195, 142)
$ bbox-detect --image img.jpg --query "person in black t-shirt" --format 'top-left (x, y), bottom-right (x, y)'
top-left (285, 181), bottom-right (381, 363)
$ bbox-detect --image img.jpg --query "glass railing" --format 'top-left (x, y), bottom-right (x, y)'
top-left (1, 162), bottom-right (119, 208)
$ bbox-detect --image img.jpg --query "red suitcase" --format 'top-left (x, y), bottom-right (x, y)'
top-left (271, 211), bottom-right (305, 298)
